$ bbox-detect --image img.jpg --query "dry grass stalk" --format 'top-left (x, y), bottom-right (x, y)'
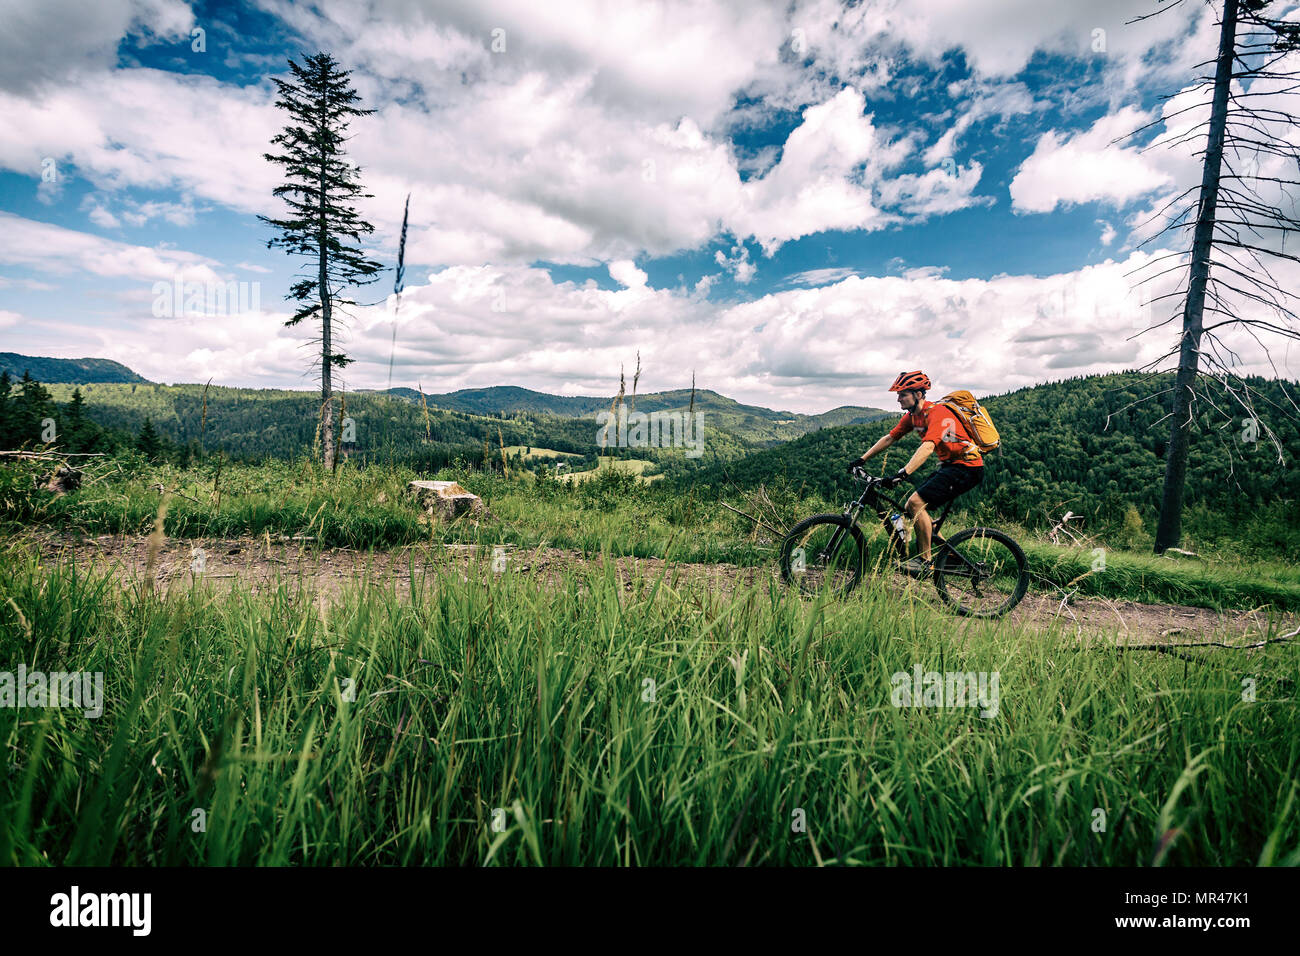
top-left (606, 364), bottom-right (626, 459)
top-left (144, 490), bottom-right (172, 593)
top-left (386, 193), bottom-right (410, 399)
top-left (418, 382), bottom-right (432, 442)
top-left (629, 351), bottom-right (641, 413)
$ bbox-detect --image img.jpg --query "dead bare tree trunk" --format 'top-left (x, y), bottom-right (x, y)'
top-left (1154, 0), bottom-right (1239, 554)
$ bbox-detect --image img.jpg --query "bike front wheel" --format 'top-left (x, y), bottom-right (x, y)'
top-left (932, 527), bottom-right (1029, 618)
top-left (779, 514), bottom-right (866, 598)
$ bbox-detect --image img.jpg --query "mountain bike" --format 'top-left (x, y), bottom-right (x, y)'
top-left (778, 467), bottom-right (1029, 617)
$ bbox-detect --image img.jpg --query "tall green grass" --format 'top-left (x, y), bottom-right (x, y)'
top-left (1, 546), bottom-right (1296, 865)
top-left (3, 458), bottom-right (1299, 611)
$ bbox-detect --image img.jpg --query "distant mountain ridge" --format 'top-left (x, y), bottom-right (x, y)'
top-left (0, 353), bottom-right (151, 384)
top-left (371, 384), bottom-right (891, 436)
top-left (6, 353), bottom-right (890, 447)
top-left (1, 355), bottom-right (888, 428)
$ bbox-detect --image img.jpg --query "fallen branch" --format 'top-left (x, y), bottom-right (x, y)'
top-left (149, 483), bottom-right (202, 504)
top-left (0, 450), bottom-right (106, 460)
top-left (720, 500), bottom-right (785, 538)
top-left (1113, 634), bottom-right (1293, 652)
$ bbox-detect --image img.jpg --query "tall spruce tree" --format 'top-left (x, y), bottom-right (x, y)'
top-left (136, 417), bottom-right (163, 461)
top-left (0, 370), bottom-right (11, 448)
top-left (65, 387), bottom-right (87, 451)
top-left (259, 52), bottom-right (383, 470)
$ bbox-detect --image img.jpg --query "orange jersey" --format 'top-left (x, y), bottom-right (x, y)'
top-left (888, 400), bottom-right (984, 467)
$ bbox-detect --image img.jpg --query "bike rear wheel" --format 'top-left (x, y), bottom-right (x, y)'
top-left (779, 514), bottom-right (865, 597)
top-left (932, 527), bottom-right (1029, 618)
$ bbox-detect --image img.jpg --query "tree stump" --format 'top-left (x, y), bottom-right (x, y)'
top-left (35, 464), bottom-right (82, 496)
top-left (408, 480), bottom-right (488, 522)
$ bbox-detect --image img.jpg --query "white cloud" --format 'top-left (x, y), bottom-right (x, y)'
top-left (1, 1), bottom-right (1053, 272)
top-left (0, 0), bottom-right (194, 93)
top-left (902, 265), bottom-right (949, 280)
top-left (20, 248), bottom-right (1295, 408)
top-left (0, 68), bottom-right (281, 215)
top-left (0, 212), bottom-right (223, 283)
top-left (730, 87), bottom-right (928, 255)
top-left (1009, 106), bottom-right (1175, 213)
top-left (923, 79), bottom-right (1041, 166)
top-left (257, 0), bottom-right (791, 127)
top-left (609, 260), bottom-right (648, 288)
top-left (693, 272), bottom-right (718, 296)
top-left (121, 199), bottom-right (198, 228)
top-left (87, 203), bottom-right (121, 229)
top-left (5, 0), bottom-right (1296, 403)
top-left (714, 243), bottom-right (756, 284)
top-left (785, 267), bottom-right (858, 287)
top-left (786, 0), bottom-right (1201, 81)
top-left (1016, 37), bottom-right (1300, 257)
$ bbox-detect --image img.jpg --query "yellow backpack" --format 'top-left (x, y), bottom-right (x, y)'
top-left (937, 390), bottom-right (1000, 453)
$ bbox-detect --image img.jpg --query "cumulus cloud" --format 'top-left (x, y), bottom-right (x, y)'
top-left (713, 243), bottom-right (755, 284)
top-left (786, 0), bottom-right (1201, 81)
top-left (2, 0), bottom-right (1109, 273)
top-left (6, 0), bottom-right (1296, 405)
top-left (23, 248), bottom-right (1295, 408)
top-left (1014, 32), bottom-right (1300, 260)
top-left (1009, 106), bottom-right (1175, 213)
top-left (609, 260), bottom-right (648, 288)
top-left (730, 87), bottom-right (926, 254)
top-left (0, 212), bottom-right (223, 283)
top-left (0, 0), bottom-right (194, 93)
top-left (0, 68), bottom-right (282, 213)
top-left (785, 267), bottom-right (859, 287)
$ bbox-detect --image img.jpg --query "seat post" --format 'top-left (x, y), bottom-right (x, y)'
top-left (932, 500), bottom-right (954, 536)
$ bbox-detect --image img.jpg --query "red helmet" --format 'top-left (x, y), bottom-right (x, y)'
top-left (889, 370), bottom-right (931, 392)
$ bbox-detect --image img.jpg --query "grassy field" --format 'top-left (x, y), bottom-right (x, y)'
top-left (559, 455), bottom-right (663, 483)
top-left (501, 446), bottom-right (580, 460)
top-left (2, 456), bottom-right (1298, 866)
top-left (2, 458), bottom-right (1297, 612)
top-left (1, 542), bottom-right (1296, 866)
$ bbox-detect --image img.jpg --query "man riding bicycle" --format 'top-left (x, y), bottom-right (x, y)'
top-left (848, 370), bottom-right (984, 577)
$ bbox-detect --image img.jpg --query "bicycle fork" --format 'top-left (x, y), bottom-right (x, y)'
top-left (814, 502), bottom-right (866, 564)
top-left (817, 525), bottom-right (848, 564)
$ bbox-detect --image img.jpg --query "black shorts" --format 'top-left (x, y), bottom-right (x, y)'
top-left (914, 463), bottom-right (983, 508)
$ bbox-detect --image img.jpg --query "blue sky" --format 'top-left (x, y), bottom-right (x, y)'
top-left (2, 0), bottom-right (1298, 413)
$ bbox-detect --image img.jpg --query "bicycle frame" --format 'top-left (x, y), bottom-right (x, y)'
top-left (816, 473), bottom-right (975, 573)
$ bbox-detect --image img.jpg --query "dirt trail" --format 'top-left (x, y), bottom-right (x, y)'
top-left (14, 530), bottom-right (1292, 645)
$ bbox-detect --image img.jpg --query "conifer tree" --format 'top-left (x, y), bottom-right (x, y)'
top-left (259, 52), bottom-right (384, 470)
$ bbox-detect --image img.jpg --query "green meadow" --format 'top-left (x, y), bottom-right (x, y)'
top-left (1, 457), bottom-right (1297, 865)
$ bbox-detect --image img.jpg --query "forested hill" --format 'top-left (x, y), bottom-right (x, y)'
top-left (377, 384), bottom-right (890, 438)
top-left (38, 381), bottom-right (888, 461)
top-left (33, 381), bottom-right (797, 468)
top-left (0, 353), bottom-right (150, 384)
top-left (678, 372), bottom-right (1300, 544)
